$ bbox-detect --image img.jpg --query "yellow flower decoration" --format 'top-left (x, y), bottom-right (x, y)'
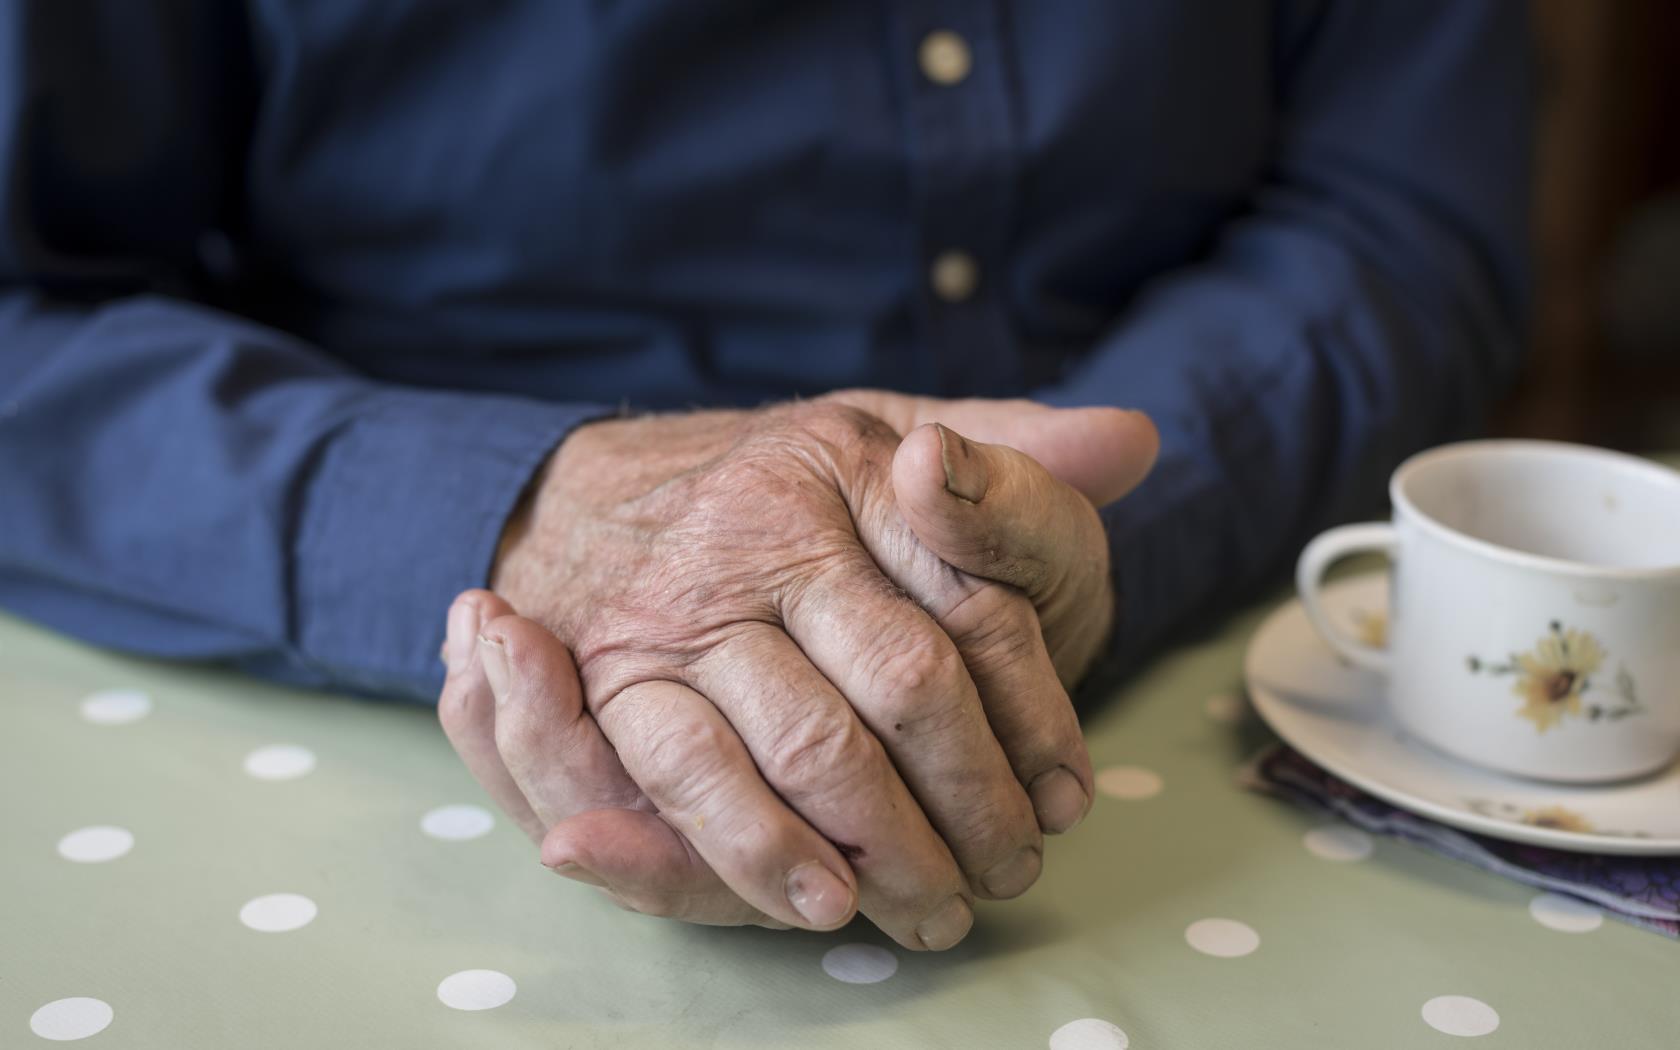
top-left (1522, 806), bottom-right (1593, 833)
top-left (1510, 627), bottom-right (1605, 733)
top-left (1470, 623), bottom-right (1643, 736)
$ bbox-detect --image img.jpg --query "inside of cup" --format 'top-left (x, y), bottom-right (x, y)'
top-left (1399, 443), bottom-right (1680, 570)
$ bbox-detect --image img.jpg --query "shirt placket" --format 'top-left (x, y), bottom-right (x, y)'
top-left (889, 1), bottom-right (1022, 397)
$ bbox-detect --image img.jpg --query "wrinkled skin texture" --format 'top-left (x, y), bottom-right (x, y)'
top-left (440, 393), bottom-right (1158, 949)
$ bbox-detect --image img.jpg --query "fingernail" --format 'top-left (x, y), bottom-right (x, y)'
top-left (548, 859), bottom-right (608, 888)
top-left (444, 599), bottom-right (480, 676)
top-left (477, 633), bottom-right (510, 703)
top-left (785, 861), bottom-right (855, 929)
top-left (980, 846), bottom-right (1042, 899)
top-left (915, 896), bottom-right (974, 951)
top-left (1030, 767), bottom-right (1091, 834)
top-left (935, 423), bottom-right (988, 503)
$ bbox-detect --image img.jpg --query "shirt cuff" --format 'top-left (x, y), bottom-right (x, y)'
top-left (291, 387), bottom-right (610, 699)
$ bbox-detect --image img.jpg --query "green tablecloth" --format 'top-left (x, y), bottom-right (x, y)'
top-left (5, 587), bottom-right (1676, 1047)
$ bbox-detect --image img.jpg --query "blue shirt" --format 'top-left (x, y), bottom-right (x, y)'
top-left (0, 1), bottom-right (1531, 699)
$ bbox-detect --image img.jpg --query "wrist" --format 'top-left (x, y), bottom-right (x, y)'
top-left (488, 415), bottom-right (615, 599)
top-left (489, 409), bottom-right (749, 604)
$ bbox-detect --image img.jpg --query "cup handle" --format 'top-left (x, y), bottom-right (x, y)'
top-left (1295, 523), bottom-right (1396, 674)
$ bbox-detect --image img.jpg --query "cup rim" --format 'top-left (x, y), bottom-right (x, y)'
top-left (1390, 439), bottom-right (1680, 581)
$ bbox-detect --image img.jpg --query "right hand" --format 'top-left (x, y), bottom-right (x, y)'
top-left (446, 400), bottom-right (1155, 949)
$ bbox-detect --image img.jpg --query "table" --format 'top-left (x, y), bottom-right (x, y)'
top-left (5, 580), bottom-right (1677, 1048)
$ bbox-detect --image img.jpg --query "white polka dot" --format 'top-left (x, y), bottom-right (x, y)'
top-left (1303, 824), bottom-right (1374, 862)
top-left (56, 826), bottom-right (133, 863)
top-left (1095, 766), bottom-right (1162, 801)
top-left (821, 943), bottom-right (898, 984)
top-left (239, 893), bottom-right (317, 932)
top-left (1421, 995), bottom-right (1499, 1037)
top-left (1528, 892), bottom-right (1603, 933)
top-left (437, 969), bottom-right (517, 1011)
top-left (1049, 1017), bottom-right (1129, 1050)
top-left (243, 744), bottom-right (316, 781)
top-left (1203, 691), bottom-right (1245, 724)
top-left (421, 804), bottom-right (495, 841)
top-left (1185, 917), bottom-right (1260, 958)
top-left (79, 689), bottom-right (151, 725)
top-left (29, 998), bottom-right (113, 1041)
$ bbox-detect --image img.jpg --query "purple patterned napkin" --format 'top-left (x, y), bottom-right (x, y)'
top-left (1242, 743), bottom-right (1680, 938)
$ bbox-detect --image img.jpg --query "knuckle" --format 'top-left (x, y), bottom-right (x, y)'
top-left (436, 680), bottom-right (485, 743)
top-left (712, 811), bottom-right (812, 880)
top-left (888, 880), bottom-right (972, 930)
top-left (685, 799), bottom-right (803, 880)
top-left (785, 400), bottom-right (897, 451)
top-left (948, 589), bottom-right (1042, 668)
top-left (963, 816), bottom-right (1042, 881)
top-left (950, 599), bottom-right (1082, 766)
top-left (759, 708), bottom-right (878, 801)
top-left (637, 715), bottom-right (740, 808)
top-left (1035, 720), bottom-right (1087, 775)
top-left (864, 631), bottom-right (967, 721)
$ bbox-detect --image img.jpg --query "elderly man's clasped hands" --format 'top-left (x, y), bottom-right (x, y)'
top-left (436, 392), bottom-right (1158, 950)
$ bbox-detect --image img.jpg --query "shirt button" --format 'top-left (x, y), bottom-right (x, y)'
top-left (930, 250), bottom-right (979, 302)
top-left (918, 30), bottom-right (972, 86)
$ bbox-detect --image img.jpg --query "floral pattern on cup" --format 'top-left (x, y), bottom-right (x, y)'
top-left (1467, 621), bottom-right (1645, 733)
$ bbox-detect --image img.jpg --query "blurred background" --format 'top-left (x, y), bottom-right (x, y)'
top-left (1508, 0), bottom-right (1680, 450)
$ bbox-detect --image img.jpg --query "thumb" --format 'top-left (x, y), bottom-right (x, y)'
top-left (821, 389), bottom-right (1158, 507)
top-left (892, 422), bottom-right (1108, 606)
top-left (992, 405), bottom-right (1159, 508)
top-left (892, 422), bottom-right (1119, 681)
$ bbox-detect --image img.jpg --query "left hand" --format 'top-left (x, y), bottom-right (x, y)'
top-left (437, 390), bottom-right (1156, 935)
top-left (825, 388), bottom-right (1157, 684)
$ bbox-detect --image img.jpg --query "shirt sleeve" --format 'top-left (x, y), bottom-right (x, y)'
top-left (0, 5), bottom-right (605, 699)
top-left (1037, 0), bottom-right (1535, 676)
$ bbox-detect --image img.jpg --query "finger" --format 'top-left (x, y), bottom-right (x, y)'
top-left (892, 421), bottom-right (1105, 599)
top-left (817, 419), bottom-right (1090, 839)
top-left (478, 614), bottom-right (645, 824)
top-left (782, 562), bottom-right (1044, 901)
top-left (968, 404), bottom-right (1158, 506)
top-left (823, 390), bottom-right (1158, 507)
top-left (891, 422), bottom-right (1115, 677)
top-left (591, 678), bottom-right (862, 932)
top-left (925, 582), bottom-right (1093, 834)
top-left (689, 625), bottom-right (976, 950)
top-left (437, 590), bottom-right (543, 841)
top-left (835, 436), bottom-right (1093, 835)
top-left (542, 809), bottom-right (790, 930)
top-left (477, 615), bottom-right (787, 929)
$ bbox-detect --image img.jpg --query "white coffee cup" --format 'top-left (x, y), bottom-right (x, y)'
top-left (1296, 440), bottom-right (1680, 783)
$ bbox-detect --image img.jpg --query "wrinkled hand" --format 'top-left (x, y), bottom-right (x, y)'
top-left (438, 395), bottom-right (1156, 949)
top-left (826, 389), bottom-right (1155, 683)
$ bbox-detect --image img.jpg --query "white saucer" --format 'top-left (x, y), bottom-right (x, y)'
top-left (1244, 572), bottom-right (1680, 855)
